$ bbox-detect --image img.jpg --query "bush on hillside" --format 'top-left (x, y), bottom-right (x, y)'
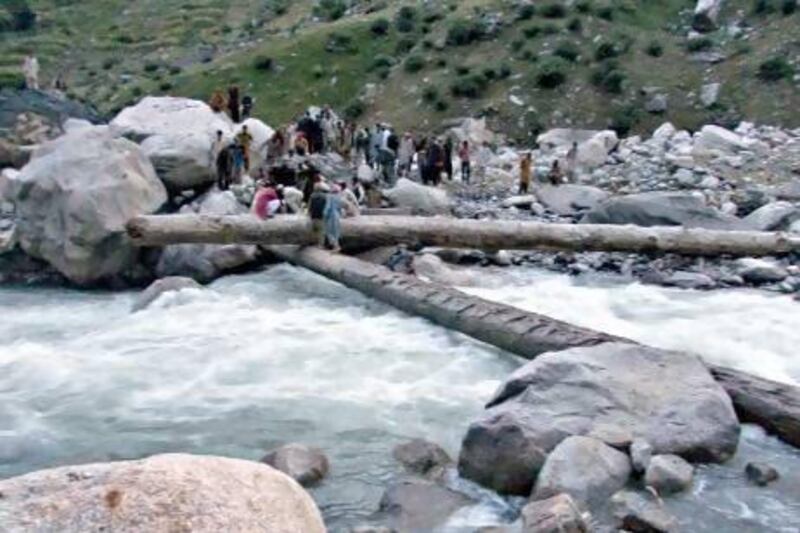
top-left (610, 104), bottom-right (640, 135)
top-left (576, 1), bottom-right (593, 14)
top-left (254, 55), bottom-right (274, 71)
top-left (782, 0), bottom-right (798, 14)
top-left (434, 99), bottom-right (449, 111)
top-left (3, 0), bottom-right (37, 32)
top-left (646, 40), bottom-right (664, 57)
top-left (687, 37), bottom-right (714, 52)
top-left (498, 64), bottom-right (513, 79)
top-left (143, 62), bottom-right (160, 73)
top-left (535, 57), bottom-right (568, 88)
top-left (370, 54), bottom-right (395, 71)
top-left (450, 73), bottom-right (489, 98)
top-left (456, 65), bottom-right (471, 75)
top-left (594, 41), bottom-right (620, 60)
top-left (446, 19), bottom-right (484, 46)
top-left (0, 72), bottom-right (25, 90)
top-left (523, 25), bottom-right (541, 38)
top-left (541, 3), bottom-right (568, 18)
top-left (314, 0), bottom-right (347, 21)
top-left (517, 4), bottom-right (536, 20)
top-left (404, 55), bottom-right (426, 73)
top-left (597, 6), bottom-right (614, 20)
top-left (344, 99), bottom-right (366, 120)
top-left (753, 0), bottom-right (776, 14)
top-left (396, 6), bottom-right (417, 32)
top-left (422, 85), bottom-right (439, 102)
top-left (396, 37), bottom-right (415, 54)
top-left (567, 17), bottom-right (583, 32)
top-left (482, 66), bottom-right (498, 80)
top-left (511, 39), bottom-right (525, 51)
top-left (591, 61), bottom-right (626, 93)
top-left (554, 41), bottom-right (580, 62)
top-left (325, 31), bottom-right (356, 54)
top-left (758, 56), bottom-right (794, 81)
top-left (371, 18), bottom-right (390, 36)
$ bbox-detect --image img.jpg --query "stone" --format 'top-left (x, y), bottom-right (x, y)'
top-left (533, 436), bottom-right (631, 508)
top-left (412, 253), bottom-right (477, 286)
top-left (12, 126), bottom-right (166, 286)
top-left (62, 117), bottom-right (93, 132)
top-left (744, 202), bottom-right (800, 231)
top-left (141, 132), bottom-right (218, 191)
top-left (490, 250), bottom-right (514, 267)
top-left (663, 271), bottom-right (716, 290)
top-left (537, 129), bottom-right (618, 154)
top-left (534, 185), bottom-right (610, 216)
top-left (652, 123), bottom-right (676, 143)
top-left (745, 462), bottom-right (780, 486)
top-left (156, 190), bottom-right (259, 283)
top-left (611, 490), bottom-right (678, 533)
top-left (700, 82), bottom-right (721, 108)
top-left (644, 455), bottom-right (694, 495)
top-left (110, 96), bottom-right (232, 143)
top-left (261, 443), bottom-right (330, 487)
top-left (673, 168), bottom-right (696, 187)
top-left (693, 125), bottom-right (748, 154)
top-left (392, 439), bottom-right (452, 475)
top-left (581, 191), bottom-right (747, 230)
top-left (736, 258), bottom-right (788, 284)
top-left (384, 178), bottom-right (451, 215)
top-left (502, 195), bottom-right (537, 209)
top-left (0, 167), bottom-right (20, 201)
top-left (458, 343), bottom-right (739, 496)
top-left (0, 453), bottom-right (325, 532)
top-left (520, 493), bottom-right (588, 533)
top-left (377, 479), bottom-right (474, 531)
top-left (630, 439), bottom-right (654, 474)
top-left (645, 94), bottom-right (668, 114)
top-left (132, 276), bottom-right (205, 312)
top-left (450, 117), bottom-right (497, 146)
top-left (775, 179), bottom-right (800, 202)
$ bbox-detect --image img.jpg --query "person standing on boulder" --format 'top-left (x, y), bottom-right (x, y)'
top-left (228, 86), bottom-right (241, 123)
top-left (443, 137), bottom-right (454, 181)
top-left (308, 181), bottom-right (330, 248)
top-left (548, 159), bottom-right (563, 186)
top-left (519, 152), bottom-right (532, 194)
top-left (241, 94), bottom-right (254, 120)
top-left (324, 185), bottom-right (344, 252)
top-left (216, 143), bottom-right (234, 191)
top-left (209, 90), bottom-right (226, 113)
top-left (397, 132), bottom-right (415, 178)
top-left (566, 141), bottom-right (579, 182)
top-left (236, 125), bottom-right (254, 172)
top-left (458, 141), bottom-right (471, 184)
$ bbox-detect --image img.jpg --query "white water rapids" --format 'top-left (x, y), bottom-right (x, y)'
top-left (0, 265), bottom-right (798, 531)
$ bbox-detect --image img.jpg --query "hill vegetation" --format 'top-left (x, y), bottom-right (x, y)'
top-left (1, 0), bottom-right (798, 141)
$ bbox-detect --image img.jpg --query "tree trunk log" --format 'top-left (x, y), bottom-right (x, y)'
top-left (128, 214), bottom-right (800, 257)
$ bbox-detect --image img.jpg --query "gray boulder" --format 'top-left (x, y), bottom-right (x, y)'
top-left (141, 133), bottom-right (217, 192)
top-left (693, 0), bottom-right (724, 32)
top-left (156, 190), bottom-right (259, 283)
top-left (736, 258), bottom-right (788, 284)
top-left (458, 343), bottom-right (739, 496)
top-left (501, 194), bottom-right (537, 209)
top-left (533, 436), bottom-right (631, 507)
top-left (392, 439), bottom-right (452, 475)
top-left (611, 490), bottom-right (678, 532)
top-left (775, 179), bottom-right (800, 202)
top-left (744, 201), bottom-right (800, 231)
top-left (12, 126), bottom-right (166, 286)
top-left (630, 439), bottom-right (653, 474)
top-left (132, 276), bottom-right (204, 312)
top-left (412, 253), bottom-right (478, 286)
top-left (745, 462), bottom-right (780, 486)
top-left (645, 94), bottom-right (668, 114)
top-left (521, 493), bottom-right (588, 533)
top-left (534, 185), bottom-right (610, 216)
top-left (261, 443), bottom-right (330, 487)
top-left (581, 191), bottom-right (747, 230)
top-left (377, 479), bottom-right (474, 531)
top-left (700, 82), bottom-right (721, 108)
top-left (644, 455), bottom-right (694, 495)
top-left (383, 178), bottom-right (451, 215)
top-left (662, 271), bottom-right (716, 290)
top-left (0, 453), bottom-right (325, 532)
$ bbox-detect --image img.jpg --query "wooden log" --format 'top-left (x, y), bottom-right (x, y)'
top-left (268, 245), bottom-right (800, 449)
top-left (128, 214), bottom-right (800, 257)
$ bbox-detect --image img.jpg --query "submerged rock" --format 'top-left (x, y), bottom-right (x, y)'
top-left (611, 490), bottom-right (678, 532)
top-left (261, 443), bottom-right (330, 487)
top-left (458, 343), bottom-right (739, 495)
top-left (644, 455), bottom-right (694, 495)
top-left (745, 462), bottom-right (780, 486)
top-left (0, 453), bottom-right (325, 532)
top-left (736, 258), bottom-right (788, 284)
top-left (132, 276), bottom-right (204, 312)
top-left (412, 253), bottom-right (477, 286)
top-left (377, 479), bottom-right (474, 531)
top-left (521, 493), bottom-right (588, 533)
top-left (392, 438), bottom-right (452, 475)
top-left (533, 436), bottom-right (631, 507)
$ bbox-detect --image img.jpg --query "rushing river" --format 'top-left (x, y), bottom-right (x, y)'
top-left (1, 265), bottom-right (799, 531)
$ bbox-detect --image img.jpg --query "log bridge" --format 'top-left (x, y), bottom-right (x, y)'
top-left (127, 214), bottom-right (800, 448)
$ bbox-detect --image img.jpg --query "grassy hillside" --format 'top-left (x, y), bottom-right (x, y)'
top-left (1, 0), bottom-right (798, 141)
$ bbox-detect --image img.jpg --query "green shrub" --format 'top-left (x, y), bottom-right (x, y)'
top-left (396, 6), bottom-right (417, 32)
top-left (370, 54), bottom-right (395, 71)
top-left (567, 17), bottom-right (582, 32)
top-left (396, 37), bottom-right (415, 54)
top-left (535, 57), bottom-right (568, 88)
top-left (450, 73), bottom-right (489, 98)
top-left (143, 62), bottom-right (160, 73)
top-left (159, 81), bottom-right (173, 92)
top-left (253, 55), bottom-right (274, 71)
top-left (511, 39), bottom-right (525, 51)
top-left (314, 0), bottom-right (347, 21)
top-left (115, 34), bottom-right (134, 44)
top-left (131, 86), bottom-right (143, 97)
top-left (576, 1), bottom-right (593, 14)
top-left (521, 49), bottom-right (536, 61)
top-left (541, 3), bottom-right (568, 18)
top-left (404, 54), bottom-right (426, 73)
top-left (446, 19), bottom-right (484, 46)
top-left (325, 31), bottom-right (356, 53)
top-left (554, 41), bottom-right (580, 62)
top-left (523, 25), bottom-right (541, 38)
top-left (753, 0), bottom-right (776, 14)
top-left (594, 41), bottom-right (619, 60)
top-left (5, 0), bottom-right (37, 31)
top-left (312, 64), bottom-right (326, 78)
top-left (758, 56), bottom-right (793, 81)
top-left (591, 61), bottom-right (626, 93)
top-left (782, 0), bottom-right (798, 14)
top-left (434, 99), bottom-right (449, 111)
top-left (610, 105), bottom-right (639, 136)
top-left (370, 17), bottom-right (390, 35)
top-left (498, 64), bottom-right (512, 79)
top-left (456, 65), bottom-right (471, 75)
top-left (483, 67), bottom-right (498, 80)
top-left (422, 85), bottom-right (439, 102)
top-left (102, 58), bottom-right (117, 70)
top-left (687, 37), bottom-right (713, 52)
top-left (596, 6), bottom-right (614, 20)
top-left (645, 40), bottom-right (664, 57)
top-left (169, 65), bottom-right (182, 75)
top-left (517, 4), bottom-right (536, 20)
top-left (0, 72), bottom-right (24, 90)
top-left (344, 99), bottom-right (366, 120)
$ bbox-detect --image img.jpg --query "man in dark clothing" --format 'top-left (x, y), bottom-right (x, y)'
top-left (241, 95), bottom-right (253, 120)
top-left (443, 137), bottom-right (454, 181)
top-left (308, 181), bottom-right (329, 248)
top-left (228, 86), bottom-right (241, 123)
top-left (426, 140), bottom-right (444, 186)
top-left (216, 145), bottom-right (234, 190)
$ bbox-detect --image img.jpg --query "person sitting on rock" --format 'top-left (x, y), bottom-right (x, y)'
top-left (236, 125), bottom-right (254, 172)
top-left (519, 152), bottom-right (532, 194)
top-left (308, 181), bottom-right (330, 248)
top-left (548, 159), bottom-right (563, 186)
top-left (251, 181), bottom-right (281, 219)
top-left (338, 181), bottom-right (360, 217)
top-left (280, 185), bottom-right (304, 214)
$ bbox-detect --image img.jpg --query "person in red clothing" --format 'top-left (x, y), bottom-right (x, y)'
top-left (251, 181), bottom-right (281, 219)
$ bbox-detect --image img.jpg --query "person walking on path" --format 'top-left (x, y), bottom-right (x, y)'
top-left (519, 152), bottom-right (533, 194)
top-left (458, 140), bottom-right (471, 184)
top-left (444, 137), bottom-right (454, 181)
top-left (308, 181), bottom-right (329, 248)
top-left (324, 185), bottom-right (344, 252)
top-left (228, 86), bottom-right (241, 123)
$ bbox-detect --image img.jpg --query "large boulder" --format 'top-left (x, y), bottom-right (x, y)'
top-left (693, 0), bottom-right (724, 32)
top-left (132, 276), bottom-right (205, 312)
top-left (744, 202), bottom-right (800, 231)
top-left (775, 179), bottom-right (800, 202)
top-left (693, 125), bottom-right (763, 155)
top-left (449, 117), bottom-right (497, 146)
top-left (537, 129), bottom-right (619, 170)
top-left (520, 493), bottom-right (588, 533)
top-left (0, 453), bottom-right (325, 532)
top-left (376, 479), bottom-right (474, 531)
top-left (644, 454), bottom-right (694, 495)
top-left (412, 253), bottom-right (478, 286)
top-left (392, 439), bottom-right (452, 476)
top-left (111, 97), bottom-right (234, 191)
top-left (735, 258), bottom-right (788, 284)
top-left (11, 126), bottom-right (166, 286)
top-left (156, 191), bottom-right (259, 283)
top-left (383, 178), bottom-right (451, 215)
top-left (261, 443), bottom-right (330, 487)
top-left (580, 191), bottom-right (747, 230)
top-left (611, 490), bottom-right (678, 533)
top-left (533, 436), bottom-right (631, 508)
top-left (458, 343), bottom-right (739, 496)
top-left (535, 184), bottom-right (610, 216)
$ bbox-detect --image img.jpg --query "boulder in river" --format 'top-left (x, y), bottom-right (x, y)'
top-left (611, 490), bottom-right (678, 533)
top-left (0, 453), bottom-right (325, 532)
top-left (11, 126), bottom-right (166, 286)
top-left (383, 178), bottom-right (451, 215)
top-left (520, 493), bottom-right (588, 533)
top-left (392, 438), bottom-right (452, 475)
top-left (533, 436), bottom-right (632, 508)
top-left (458, 343), bottom-right (739, 496)
top-left (644, 455), bottom-right (694, 495)
top-left (377, 479), bottom-right (474, 531)
top-left (132, 276), bottom-right (205, 312)
top-left (140, 132), bottom-right (219, 192)
top-left (412, 253), bottom-right (478, 286)
top-left (630, 439), bottom-right (654, 474)
top-left (534, 184), bottom-right (610, 216)
top-left (580, 191), bottom-right (747, 230)
top-left (744, 202), bottom-right (800, 232)
top-left (736, 258), bottom-right (788, 284)
top-left (745, 462), bottom-right (780, 486)
top-left (261, 443), bottom-right (330, 487)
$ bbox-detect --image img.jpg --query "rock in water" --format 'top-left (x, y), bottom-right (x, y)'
top-left (534, 185), bottom-right (610, 216)
top-left (736, 258), bottom-right (789, 284)
top-left (458, 343), bottom-right (739, 495)
top-left (520, 493), bottom-right (588, 533)
top-left (412, 253), bottom-right (478, 286)
top-left (383, 178), bottom-right (451, 215)
top-left (580, 191), bottom-right (747, 230)
top-left (261, 443), bottom-right (330, 487)
top-left (377, 479), bottom-right (474, 531)
top-left (745, 462), bottom-right (780, 486)
top-left (744, 202), bottom-right (800, 231)
top-left (392, 439), bottom-right (452, 475)
top-left (141, 132), bottom-right (219, 192)
top-left (644, 455), bottom-right (694, 495)
top-left (533, 436), bottom-right (631, 507)
top-left (132, 276), bottom-right (204, 312)
top-left (12, 126), bottom-right (166, 286)
top-left (0, 454), bottom-right (325, 532)
top-left (611, 490), bottom-right (678, 533)
top-left (630, 439), bottom-right (654, 474)
top-left (663, 271), bottom-right (716, 290)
